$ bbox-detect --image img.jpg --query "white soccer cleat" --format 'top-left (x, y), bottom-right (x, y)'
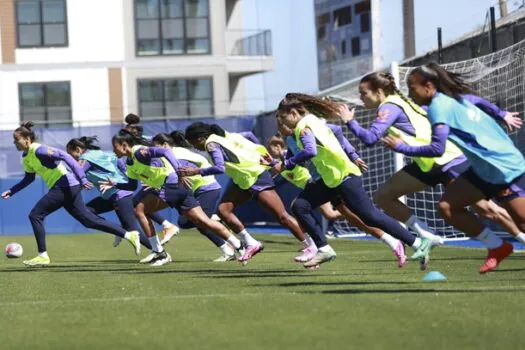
top-left (213, 253), bottom-right (236, 262)
top-left (303, 248), bottom-right (337, 268)
top-left (150, 251), bottom-right (172, 266)
top-left (160, 225), bottom-right (180, 245)
top-left (139, 251), bottom-right (157, 264)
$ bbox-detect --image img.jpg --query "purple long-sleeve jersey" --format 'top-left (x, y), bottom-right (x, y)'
top-left (117, 147), bottom-right (180, 192)
top-left (283, 124), bottom-right (360, 170)
top-left (10, 145), bottom-right (87, 195)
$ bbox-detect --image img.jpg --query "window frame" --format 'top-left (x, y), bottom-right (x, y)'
top-left (133, 0), bottom-right (212, 57)
top-left (137, 77), bottom-right (214, 118)
top-left (15, 0), bottom-right (69, 48)
top-left (18, 81), bottom-right (73, 127)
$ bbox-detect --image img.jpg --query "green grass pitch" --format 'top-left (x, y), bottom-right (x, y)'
top-left (0, 232), bottom-right (524, 350)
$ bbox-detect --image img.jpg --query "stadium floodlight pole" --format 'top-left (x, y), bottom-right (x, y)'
top-left (490, 6), bottom-right (497, 52)
top-left (437, 27), bottom-right (443, 64)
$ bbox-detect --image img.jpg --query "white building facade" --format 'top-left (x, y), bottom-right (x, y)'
top-left (0, 0), bottom-right (273, 129)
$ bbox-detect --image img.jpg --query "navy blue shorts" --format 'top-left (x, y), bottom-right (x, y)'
top-left (249, 170), bottom-right (276, 195)
top-left (163, 183), bottom-right (199, 212)
top-left (463, 169), bottom-right (525, 202)
top-left (402, 160), bottom-right (470, 187)
top-left (178, 189), bottom-right (221, 228)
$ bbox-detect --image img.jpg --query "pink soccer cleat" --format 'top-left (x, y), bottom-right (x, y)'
top-left (294, 246), bottom-right (318, 263)
top-left (238, 242), bottom-right (264, 263)
top-left (392, 241), bottom-right (407, 268)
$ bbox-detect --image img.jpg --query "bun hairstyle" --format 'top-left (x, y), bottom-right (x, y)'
top-left (66, 136), bottom-right (101, 151)
top-left (124, 113), bottom-right (143, 137)
top-left (14, 121), bottom-right (36, 142)
top-left (124, 113), bottom-right (141, 125)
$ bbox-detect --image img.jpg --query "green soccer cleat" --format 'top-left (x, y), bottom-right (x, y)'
top-left (410, 238), bottom-right (433, 262)
top-left (23, 255), bottom-right (50, 267)
top-left (127, 231), bottom-right (141, 256)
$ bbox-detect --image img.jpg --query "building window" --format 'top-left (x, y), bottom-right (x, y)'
top-left (19, 82), bottom-right (72, 126)
top-left (316, 13), bottom-right (329, 41)
top-left (138, 78), bottom-right (213, 118)
top-left (341, 40), bottom-right (346, 56)
top-left (354, 0), bottom-right (371, 14)
top-left (351, 37), bottom-right (360, 56)
top-left (16, 0), bottom-right (68, 48)
top-left (134, 0), bottom-right (210, 56)
top-left (333, 6), bottom-right (351, 28)
top-left (360, 13), bottom-right (370, 33)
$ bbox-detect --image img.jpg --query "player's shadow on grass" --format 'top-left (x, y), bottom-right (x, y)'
top-left (258, 239), bottom-right (296, 246)
top-left (128, 268), bottom-right (305, 276)
top-left (317, 287), bottom-right (525, 295)
top-left (269, 280), bottom-right (414, 287)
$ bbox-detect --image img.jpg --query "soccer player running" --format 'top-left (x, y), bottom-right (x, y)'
top-left (337, 71), bottom-right (523, 251)
top-left (272, 93), bottom-right (432, 268)
top-left (267, 128), bottom-right (408, 267)
top-left (121, 113), bottom-right (180, 246)
top-left (384, 62), bottom-right (525, 273)
top-left (152, 131), bottom-right (236, 262)
top-left (103, 129), bottom-right (246, 266)
top-left (66, 136), bottom-right (152, 250)
top-left (1, 122), bottom-right (141, 266)
top-left (183, 123), bottom-right (314, 263)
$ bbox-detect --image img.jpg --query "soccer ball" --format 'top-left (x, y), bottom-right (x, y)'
top-left (5, 243), bottom-right (23, 258)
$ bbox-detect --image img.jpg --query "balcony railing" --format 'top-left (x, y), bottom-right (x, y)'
top-left (229, 30), bottom-right (272, 56)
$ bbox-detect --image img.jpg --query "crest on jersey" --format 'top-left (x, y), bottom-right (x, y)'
top-left (139, 148), bottom-right (148, 157)
top-left (377, 109), bottom-right (390, 121)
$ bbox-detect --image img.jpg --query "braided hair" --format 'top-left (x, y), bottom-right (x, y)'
top-left (360, 72), bottom-right (426, 117)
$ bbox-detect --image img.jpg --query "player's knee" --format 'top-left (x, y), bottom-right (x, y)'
top-left (292, 198), bottom-right (310, 216)
top-left (217, 204), bottom-right (231, 219)
top-left (28, 210), bottom-right (41, 222)
top-left (134, 206), bottom-right (145, 219)
top-left (438, 200), bottom-right (453, 220)
top-left (276, 212), bottom-right (293, 226)
top-left (373, 189), bottom-right (390, 207)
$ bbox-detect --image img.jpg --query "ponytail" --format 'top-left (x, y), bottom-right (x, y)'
top-left (209, 124), bottom-right (226, 137)
top-left (410, 62), bottom-right (474, 100)
top-left (66, 136), bottom-right (100, 151)
top-left (169, 131), bottom-right (192, 148)
top-left (15, 121), bottom-right (36, 142)
top-left (277, 93), bottom-right (341, 120)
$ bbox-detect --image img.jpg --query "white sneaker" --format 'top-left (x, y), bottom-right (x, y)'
top-left (304, 248), bottom-right (337, 268)
top-left (160, 224), bottom-right (180, 245)
top-left (113, 236), bottom-right (122, 247)
top-left (433, 235), bottom-right (445, 246)
top-left (213, 253), bottom-right (236, 262)
top-left (150, 251), bottom-right (172, 266)
top-left (140, 251), bottom-right (157, 264)
top-left (211, 214), bottom-right (221, 221)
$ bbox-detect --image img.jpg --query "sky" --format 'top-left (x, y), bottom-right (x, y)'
top-left (242, 0), bottom-right (522, 113)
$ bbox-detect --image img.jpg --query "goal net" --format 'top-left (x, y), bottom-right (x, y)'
top-left (321, 39), bottom-right (525, 240)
